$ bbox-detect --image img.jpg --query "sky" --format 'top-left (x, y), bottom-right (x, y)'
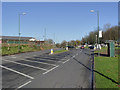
top-left (2, 2), bottom-right (118, 43)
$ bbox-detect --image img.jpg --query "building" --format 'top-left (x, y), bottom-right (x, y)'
top-left (0, 36), bottom-right (36, 44)
top-left (1, 36), bottom-right (36, 41)
top-left (1, 36), bottom-right (46, 45)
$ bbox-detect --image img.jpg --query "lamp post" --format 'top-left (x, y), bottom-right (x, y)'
top-left (90, 10), bottom-right (100, 89)
top-left (18, 12), bottom-right (26, 52)
top-left (96, 35), bottom-right (97, 45)
top-left (90, 10), bottom-right (100, 54)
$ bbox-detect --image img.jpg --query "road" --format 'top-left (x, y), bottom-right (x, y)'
top-left (1, 48), bottom-right (93, 89)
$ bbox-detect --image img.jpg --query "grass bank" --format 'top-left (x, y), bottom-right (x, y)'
top-left (94, 46), bottom-right (119, 88)
top-left (2, 44), bottom-right (54, 56)
top-left (95, 56), bottom-right (119, 88)
top-left (53, 49), bottom-right (68, 54)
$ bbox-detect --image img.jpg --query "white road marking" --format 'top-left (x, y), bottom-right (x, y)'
top-left (62, 59), bottom-right (70, 64)
top-left (17, 81), bottom-right (32, 89)
top-left (80, 50), bottom-right (82, 52)
top-left (57, 60), bottom-right (65, 63)
top-left (62, 53), bottom-right (79, 64)
top-left (34, 58), bottom-right (59, 62)
top-left (21, 59), bottom-right (57, 66)
top-left (72, 55), bottom-right (75, 58)
top-left (0, 65), bottom-right (34, 79)
top-left (2, 59), bottom-right (48, 71)
top-left (42, 57), bottom-right (61, 60)
top-left (43, 65), bottom-right (59, 75)
top-left (11, 57), bottom-right (57, 67)
top-left (11, 55), bottom-right (16, 56)
top-left (11, 56), bottom-right (17, 58)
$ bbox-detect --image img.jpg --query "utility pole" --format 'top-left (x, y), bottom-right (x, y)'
top-left (18, 12), bottom-right (26, 52)
top-left (44, 28), bottom-right (46, 41)
top-left (53, 33), bottom-right (56, 47)
top-left (96, 35), bottom-right (97, 50)
top-left (90, 10), bottom-right (100, 56)
top-left (18, 14), bottom-right (21, 52)
top-left (96, 35), bottom-right (97, 45)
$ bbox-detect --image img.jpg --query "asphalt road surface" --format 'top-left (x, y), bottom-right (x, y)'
top-left (1, 48), bottom-right (93, 89)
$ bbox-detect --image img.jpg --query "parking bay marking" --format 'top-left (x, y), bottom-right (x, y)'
top-left (14, 56), bottom-right (66, 63)
top-left (33, 58), bottom-right (63, 63)
top-left (10, 57), bottom-right (57, 67)
top-left (21, 59), bottom-right (57, 67)
top-left (17, 81), bottom-right (32, 89)
top-left (62, 59), bottom-right (70, 64)
top-left (0, 65), bottom-right (34, 79)
top-left (43, 65), bottom-right (59, 75)
top-left (62, 52), bottom-right (80, 64)
top-left (2, 59), bottom-right (48, 71)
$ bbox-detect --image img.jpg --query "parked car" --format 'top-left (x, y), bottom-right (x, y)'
top-left (67, 46), bottom-right (75, 48)
top-left (80, 45), bottom-right (84, 49)
top-left (89, 45), bottom-right (94, 49)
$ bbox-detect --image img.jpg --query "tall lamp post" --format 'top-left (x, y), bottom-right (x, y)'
top-left (18, 12), bottom-right (26, 52)
top-left (90, 10), bottom-right (100, 53)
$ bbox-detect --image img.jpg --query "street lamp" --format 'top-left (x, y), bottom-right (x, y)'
top-left (18, 12), bottom-right (26, 52)
top-left (90, 10), bottom-right (100, 55)
top-left (90, 10), bottom-right (99, 45)
top-left (96, 35), bottom-right (97, 44)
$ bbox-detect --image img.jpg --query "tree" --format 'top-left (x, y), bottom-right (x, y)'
top-left (103, 26), bottom-right (118, 42)
top-left (56, 43), bottom-right (61, 48)
top-left (47, 39), bottom-right (54, 44)
top-left (76, 40), bottom-right (81, 45)
top-left (61, 40), bottom-right (67, 48)
top-left (103, 23), bottom-right (111, 31)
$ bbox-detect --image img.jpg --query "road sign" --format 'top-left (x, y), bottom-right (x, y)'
top-left (99, 30), bottom-right (102, 38)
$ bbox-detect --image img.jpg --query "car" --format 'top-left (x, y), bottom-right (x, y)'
top-left (67, 46), bottom-right (75, 48)
top-left (80, 45), bottom-right (84, 49)
top-left (89, 45), bottom-right (94, 49)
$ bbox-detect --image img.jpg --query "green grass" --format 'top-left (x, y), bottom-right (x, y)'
top-left (2, 45), bottom-right (41, 55)
top-left (53, 49), bottom-right (68, 54)
top-left (115, 46), bottom-right (120, 50)
top-left (95, 56), bottom-right (119, 88)
top-left (85, 46), bottom-right (88, 48)
top-left (94, 47), bottom-right (107, 53)
top-left (2, 44), bottom-right (54, 55)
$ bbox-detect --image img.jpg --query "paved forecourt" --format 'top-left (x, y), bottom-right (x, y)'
top-left (2, 48), bottom-right (78, 88)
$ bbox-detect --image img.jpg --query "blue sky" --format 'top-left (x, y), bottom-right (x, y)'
top-left (2, 2), bottom-right (118, 43)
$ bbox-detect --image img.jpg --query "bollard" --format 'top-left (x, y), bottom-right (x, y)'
top-left (51, 49), bottom-right (53, 54)
top-left (66, 47), bottom-right (68, 50)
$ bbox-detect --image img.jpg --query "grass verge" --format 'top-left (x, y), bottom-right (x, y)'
top-left (95, 55), bottom-right (119, 88)
top-left (53, 49), bottom-right (68, 54)
top-left (2, 44), bottom-right (54, 56)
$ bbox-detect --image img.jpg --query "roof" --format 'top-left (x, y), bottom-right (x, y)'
top-left (0, 36), bottom-right (35, 41)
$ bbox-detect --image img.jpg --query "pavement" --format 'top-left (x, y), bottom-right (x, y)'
top-left (1, 48), bottom-right (93, 89)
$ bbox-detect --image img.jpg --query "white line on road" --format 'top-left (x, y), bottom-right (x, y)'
top-left (11, 55), bottom-right (16, 56)
top-left (57, 60), bottom-right (65, 63)
top-left (11, 57), bottom-right (17, 58)
top-left (72, 55), bottom-right (75, 58)
top-left (2, 59), bottom-right (48, 71)
top-left (37, 58), bottom-right (63, 63)
top-left (43, 65), bottom-right (59, 75)
top-left (62, 59), bottom-right (70, 64)
top-left (17, 81), bottom-right (32, 89)
top-left (14, 58), bottom-right (57, 67)
top-left (62, 53), bottom-right (79, 64)
top-left (80, 50), bottom-right (82, 52)
top-left (0, 65), bottom-right (34, 79)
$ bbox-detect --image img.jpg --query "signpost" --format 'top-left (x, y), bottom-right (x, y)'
top-left (99, 30), bottom-right (102, 38)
